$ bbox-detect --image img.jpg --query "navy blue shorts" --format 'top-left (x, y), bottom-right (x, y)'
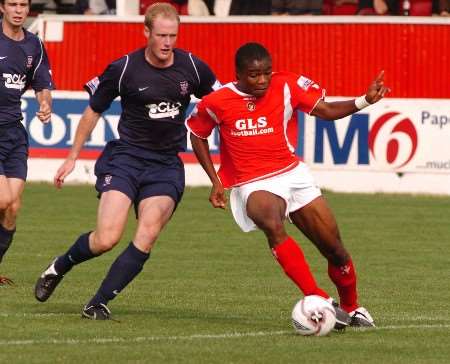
top-left (94, 140), bottom-right (185, 210)
top-left (0, 123), bottom-right (28, 180)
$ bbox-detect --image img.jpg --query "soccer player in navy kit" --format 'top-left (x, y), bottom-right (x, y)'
top-left (35, 3), bottom-right (219, 319)
top-left (0, 0), bottom-right (53, 285)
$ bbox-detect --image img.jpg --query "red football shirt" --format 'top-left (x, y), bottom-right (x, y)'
top-left (186, 72), bottom-right (325, 188)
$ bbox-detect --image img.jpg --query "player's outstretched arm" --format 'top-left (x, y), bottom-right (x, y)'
top-left (190, 133), bottom-right (227, 209)
top-left (311, 70), bottom-right (390, 120)
top-left (35, 89), bottom-right (52, 123)
top-left (54, 106), bottom-right (101, 188)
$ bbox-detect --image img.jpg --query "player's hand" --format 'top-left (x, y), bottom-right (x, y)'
top-left (54, 158), bottom-right (76, 189)
top-left (365, 70), bottom-right (391, 104)
top-left (209, 182), bottom-right (227, 209)
top-left (36, 100), bottom-right (52, 123)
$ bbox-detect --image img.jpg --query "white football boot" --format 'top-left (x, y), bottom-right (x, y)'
top-left (349, 307), bottom-right (375, 327)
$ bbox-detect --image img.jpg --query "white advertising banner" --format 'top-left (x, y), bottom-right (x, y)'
top-left (304, 98), bottom-right (450, 175)
top-left (21, 92), bottom-right (450, 194)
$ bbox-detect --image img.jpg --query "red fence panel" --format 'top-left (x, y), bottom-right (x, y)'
top-left (41, 16), bottom-right (450, 98)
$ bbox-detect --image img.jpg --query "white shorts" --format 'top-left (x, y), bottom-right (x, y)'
top-left (230, 163), bottom-right (322, 232)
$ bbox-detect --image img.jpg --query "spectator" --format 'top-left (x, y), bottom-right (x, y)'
top-left (334, 0), bottom-right (358, 6)
top-left (211, 0), bottom-right (232, 16)
top-left (272, 0), bottom-right (323, 15)
top-left (83, 0), bottom-right (115, 14)
top-left (140, 0), bottom-right (188, 15)
top-left (433, 0), bottom-right (450, 15)
top-left (188, 0), bottom-right (210, 15)
top-left (29, 0), bottom-right (56, 13)
top-left (203, 0), bottom-right (215, 14)
top-left (73, 0), bottom-right (88, 13)
top-left (53, 0), bottom-right (78, 14)
top-left (358, 0), bottom-right (396, 14)
top-left (229, 0), bottom-right (271, 15)
top-left (323, 0), bottom-right (358, 15)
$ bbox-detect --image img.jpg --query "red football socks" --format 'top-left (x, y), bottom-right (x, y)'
top-left (328, 259), bottom-right (358, 312)
top-left (272, 236), bottom-right (329, 298)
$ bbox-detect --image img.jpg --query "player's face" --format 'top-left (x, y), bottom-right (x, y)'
top-left (236, 58), bottom-right (272, 98)
top-left (145, 15), bottom-right (179, 68)
top-left (0, 0), bottom-right (30, 28)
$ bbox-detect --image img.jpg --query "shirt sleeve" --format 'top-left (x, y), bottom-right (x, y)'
top-left (185, 98), bottom-right (218, 139)
top-left (31, 39), bottom-right (54, 92)
top-left (84, 56), bottom-right (126, 114)
top-left (190, 54), bottom-right (221, 99)
top-left (291, 73), bottom-right (326, 114)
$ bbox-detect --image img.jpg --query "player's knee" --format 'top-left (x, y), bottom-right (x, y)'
top-left (8, 199), bottom-right (22, 217)
top-left (327, 244), bottom-right (350, 265)
top-left (92, 233), bottom-right (119, 253)
top-left (256, 218), bottom-right (286, 245)
top-left (260, 217), bottom-right (284, 234)
top-left (0, 196), bottom-right (13, 211)
top-left (134, 226), bottom-right (160, 250)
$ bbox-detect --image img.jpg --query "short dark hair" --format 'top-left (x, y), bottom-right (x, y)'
top-left (0, 0), bottom-right (32, 4)
top-left (235, 42), bottom-right (271, 73)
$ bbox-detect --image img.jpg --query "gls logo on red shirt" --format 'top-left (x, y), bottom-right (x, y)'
top-left (235, 117), bottom-right (267, 130)
top-left (231, 117), bottom-right (274, 137)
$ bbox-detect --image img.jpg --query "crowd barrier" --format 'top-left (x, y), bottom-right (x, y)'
top-left (35, 15), bottom-right (450, 98)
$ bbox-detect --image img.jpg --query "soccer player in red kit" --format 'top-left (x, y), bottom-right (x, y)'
top-left (187, 42), bottom-right (390, 328)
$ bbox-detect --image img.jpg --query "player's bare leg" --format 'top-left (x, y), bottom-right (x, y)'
top-left (247, 191), bottom-right (350, 329)
top-left (246, 190), bottom-right (330, 297)
top-left (289, 196), bottom-right (374, 327)
top-left (82, 195), bottom-right (175, 320)
top-left (35, 190), bottom-right (132, 302)
top-left (89, 190), bottom-right (133, 254)
top-left (0, 178), bottom-right (24, 286)
top-left (133, 195), bottom-right (176, 253)
top-left (246, 190), bottom-right (287, 247)
top-left (289, 196), bottom-right (349, 265)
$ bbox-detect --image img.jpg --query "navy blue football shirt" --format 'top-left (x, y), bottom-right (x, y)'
top-left (0, 22), bottom-right (53, 126)
top-left (84, 47), bottom-right (219, 153)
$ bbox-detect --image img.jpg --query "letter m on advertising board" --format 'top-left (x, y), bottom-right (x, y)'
top-left (314, 114), bottom-right (369, 165)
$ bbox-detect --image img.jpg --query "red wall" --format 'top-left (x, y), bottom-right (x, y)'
top-left (44, 21), bottom-right (450, 98)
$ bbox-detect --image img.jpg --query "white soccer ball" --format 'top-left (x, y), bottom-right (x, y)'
top-left (291, 295), bottom-right (336, 336)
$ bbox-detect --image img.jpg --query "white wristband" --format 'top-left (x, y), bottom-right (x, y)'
top-left (354, 95), bottom-right (371, 110)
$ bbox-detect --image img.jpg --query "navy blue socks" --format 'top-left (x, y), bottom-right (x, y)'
top-left (87, 242), bottom-right (150, 307)
top-left (0, 224), bottom-right (15, 264)
top-left (54, 232), bottom-right (97, 275)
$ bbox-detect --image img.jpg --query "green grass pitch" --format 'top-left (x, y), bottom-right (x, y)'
top-left (0, 184), bottom-right (449, 363)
